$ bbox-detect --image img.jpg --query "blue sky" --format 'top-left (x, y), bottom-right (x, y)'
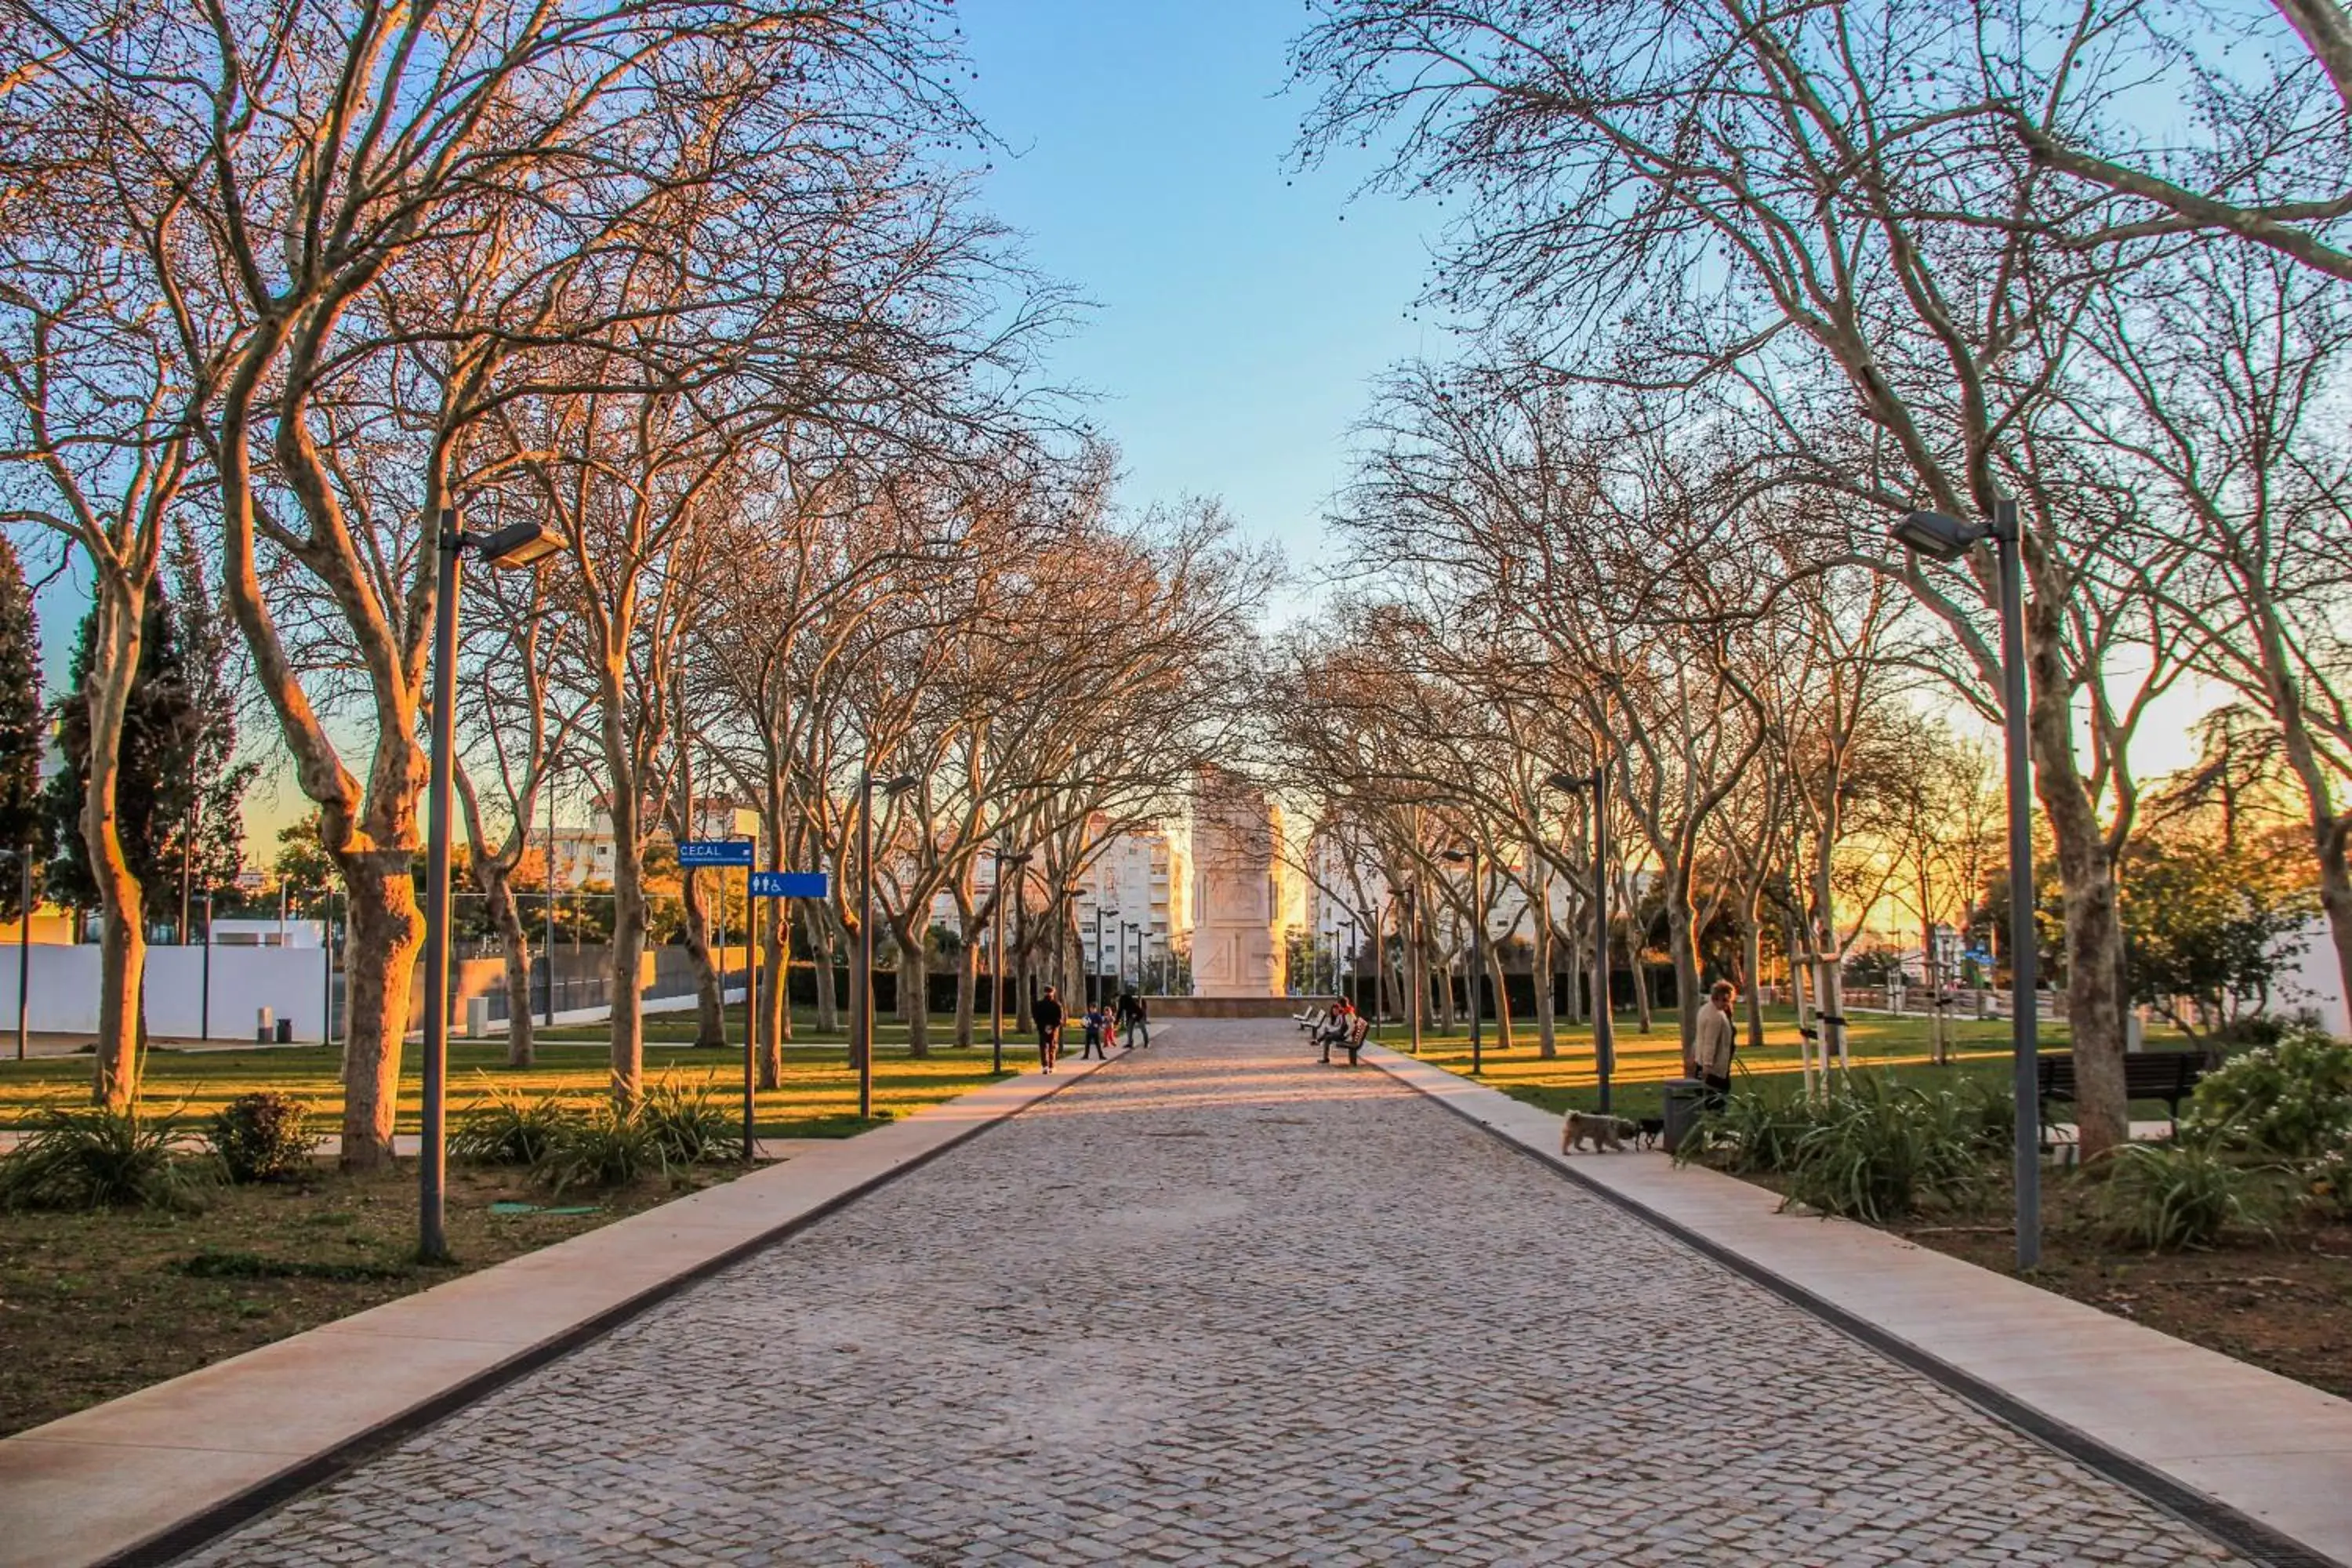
top-left (955, 0), bottom-right (1445, 595)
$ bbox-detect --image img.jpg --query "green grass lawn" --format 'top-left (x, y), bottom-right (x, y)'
top-left (0, 1010), bottom-right (1025, 1138)
top-left (1378, 1004), bottom-right (2192, 1121)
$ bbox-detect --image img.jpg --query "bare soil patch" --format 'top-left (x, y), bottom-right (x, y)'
top-left (0, 1161), bottom-right (739, 1436)
top-left (1889, 1189), bottom-right (2352, 1400)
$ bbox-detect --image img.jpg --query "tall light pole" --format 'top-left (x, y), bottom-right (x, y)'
top-left (420, 510), bottom-right (559, 1262)
top-left (1547, 768), bottom-right (1615, 1113)
top-left (542, 776), bottom-right (557, 1026)
top-left (1892, 497), bottom-right (2038, 1270)
top-left (1121, 920), bottom-right (1138, 993)
top-left (856, 770), bottom-right (919, 1121)
top-left (990, 849), bottom-right (1031, 1076)
top-left (1440, 847), bottom-right (1483, 1073)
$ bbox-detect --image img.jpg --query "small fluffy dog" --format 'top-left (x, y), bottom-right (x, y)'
top-left (1559, 1110), bottom-right (1634, 1154)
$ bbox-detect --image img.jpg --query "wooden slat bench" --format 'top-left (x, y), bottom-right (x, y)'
top-left (2034, 1049), bottom-right (2219, 1131)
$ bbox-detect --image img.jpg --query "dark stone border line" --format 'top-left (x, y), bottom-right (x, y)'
top-left (114, 1051), bottom-right (1131, 1568)
top-left (1369, 1053), bottom-right (2338, 1568)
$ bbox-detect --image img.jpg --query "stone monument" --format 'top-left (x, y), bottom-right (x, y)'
top-left (1189, 768), bottom-right (1286, 997)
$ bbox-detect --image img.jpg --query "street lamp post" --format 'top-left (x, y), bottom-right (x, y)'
top-left (855, 770), bottom-right (919, 1122)
top-left (1341, 917), bottom-right (1358, 1012)
top-left (990, 850), bottom-right (1031, 1076)
top-left (419, 510), bottom-right (560, 1261)
top-left (1891, 497), bottom-right (2038, 1270)
top-left (1546, 768), bottom-right (1615, 1114)
top-left (1440, 847), bottom-right (1483, 1073)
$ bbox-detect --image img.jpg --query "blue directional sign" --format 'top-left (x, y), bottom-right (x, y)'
top-left (750, 871), bottom-right (829, 898)
top-left (678, 839), bottom-right (755, 869)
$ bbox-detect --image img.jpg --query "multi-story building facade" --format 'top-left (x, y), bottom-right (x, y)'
top-left (546, 800), bottom-right (762, 891)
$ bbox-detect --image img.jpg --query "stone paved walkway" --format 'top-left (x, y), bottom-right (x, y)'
top-left (182, 1024), bottom-right (2239, 1566)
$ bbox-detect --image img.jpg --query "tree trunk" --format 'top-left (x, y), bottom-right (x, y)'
top-left (607, 808), bottom-right (648, 1108)
top-left (478, 864), bottom-right (535, 1069)
top-left (813, 916), bottom-right (840, 1032)
top-left (680, 866), bottom-right (724, 1048)
top-left (954, 909), bottom-right (979, 1048)
top-left (1486, 940), bottom-right (1514, 1051)
top-left (758, 898), bottom-right (789, 1088)
top-left (1531, 858), bottom-right (1557, 1058)
top-left (902, 930), bottom-right (930, 1057)
top-left (2027, 593), bottom-right (2129, 1158)
top-left (1667, 860), bottom-right (1700, 1059)
top-left (2316, 827), bottom-right (2352, 1025)
top-left (338, 855), bottom-right (423, 1167)
top-left (1436, 942), bottom-right (1457, 1030)
top-left (80, 587), bottom-right (147, 1109)
top-left (1740, 906), bottom-right (1766, 1055)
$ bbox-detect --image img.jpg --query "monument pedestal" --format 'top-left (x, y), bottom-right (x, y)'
top-left (1190, 768), bottom-right (1287, 999)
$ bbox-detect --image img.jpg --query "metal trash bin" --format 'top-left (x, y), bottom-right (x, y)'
top-left (275, 1018), bottom-right (293, 1044)
top-left (1661, 1077), bottom-right (1708, 1155)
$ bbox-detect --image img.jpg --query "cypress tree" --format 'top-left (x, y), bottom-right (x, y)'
top-left (0, 535), bottom-right (47, 921)
top-left (45, 542), bottom-right (254, 930)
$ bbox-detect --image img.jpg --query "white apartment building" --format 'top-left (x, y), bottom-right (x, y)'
top-left (933, 822), bottom-right (1192, 985)
top-left (546, 801), bottom-right (762, 891)
top-left (1301, 837), bottom-right (1599, 952)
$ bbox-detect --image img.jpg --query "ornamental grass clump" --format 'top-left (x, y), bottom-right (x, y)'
top-left (449, 1080), bottom-right (575, 1167)
top-left (2096, 1142), bottom-right (2278, 1251)
top-left (531, 1103), bottom-right (668, 1193)
top-left (641, 1073), bottom-right (735, 1165)
top-left (205, 1091), bottom-right (319, 1182)
top-left (1685, 1077), bottom-right (1993, 1222)
top-left (2182, 1027), bottom-right (2352, 1158)
top-left (1677, 1091), bottom-right (1814, 1175)
top-left (0, 1102), bottom-right (210, 1212)
top-left (1779, 1080), bottom-right (1987, 1223)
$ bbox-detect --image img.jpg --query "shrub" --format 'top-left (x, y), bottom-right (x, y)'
top-left (2097, 1142), bottom-right (2277, 1250)
top-left (0, 1102), bottom-right (209, 1211)
top-left (2183, 1026), bottom-right (2352, 1157)
top-left (2303, 1139), bottom-right (2352, 1221)
top-left (532, 1103), bottom-right (668, 1193)
top-left (205, 1092), bottom-right (318, 1182)
top-left (450, 1081), bottom-right (575, 1167)
top-left (641, 1073), bottom-right (736, 1165)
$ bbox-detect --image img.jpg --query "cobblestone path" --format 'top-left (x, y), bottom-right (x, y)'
top-left (185, 1025), bottom-right (2238, 1566)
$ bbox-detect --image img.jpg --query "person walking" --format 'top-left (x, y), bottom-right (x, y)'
top-left (1033, 985), bottom-right (1065, 1074)
top-left (1691, 979), bottom-right (1737, 1111)
top-left (1116, 986), bottom-right (1149, 1048)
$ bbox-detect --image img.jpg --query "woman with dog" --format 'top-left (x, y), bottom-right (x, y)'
top-left (1691, 979), bottom-right (1737, 1110)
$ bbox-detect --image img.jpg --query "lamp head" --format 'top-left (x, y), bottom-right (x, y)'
top-left (876, 773), bottom-right (920, 795)
top-left (474, 519), bottom-right (561, 570)
top-left (1544, 770), bottom-right (1591, 793)
top-left (1890, 510), bottom-right (1989, 563)
top-left (1440, 848), bottom-right (1470, 865)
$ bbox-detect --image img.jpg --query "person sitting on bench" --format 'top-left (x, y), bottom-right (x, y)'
top-left (1316, 998), bottom-right (1359, 1065)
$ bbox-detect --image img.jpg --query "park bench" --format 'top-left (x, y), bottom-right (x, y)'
top-left (1319, 1014), bottom-right (1371, 1067)
top-left (1292, 1005), bottom-right (1327, 1033)
top-left (2034, 1049), bottom-right (2218, 1131)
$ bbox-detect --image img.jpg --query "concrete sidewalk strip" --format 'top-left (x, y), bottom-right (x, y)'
top-left (1365, 1044), bottom-right (2352, 1567)
top-left (0, 1051), bottom-right (1123, 1568)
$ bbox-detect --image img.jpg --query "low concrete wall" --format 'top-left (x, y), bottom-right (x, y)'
top-left (1148, 995), bottom-right (1330, 1019)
